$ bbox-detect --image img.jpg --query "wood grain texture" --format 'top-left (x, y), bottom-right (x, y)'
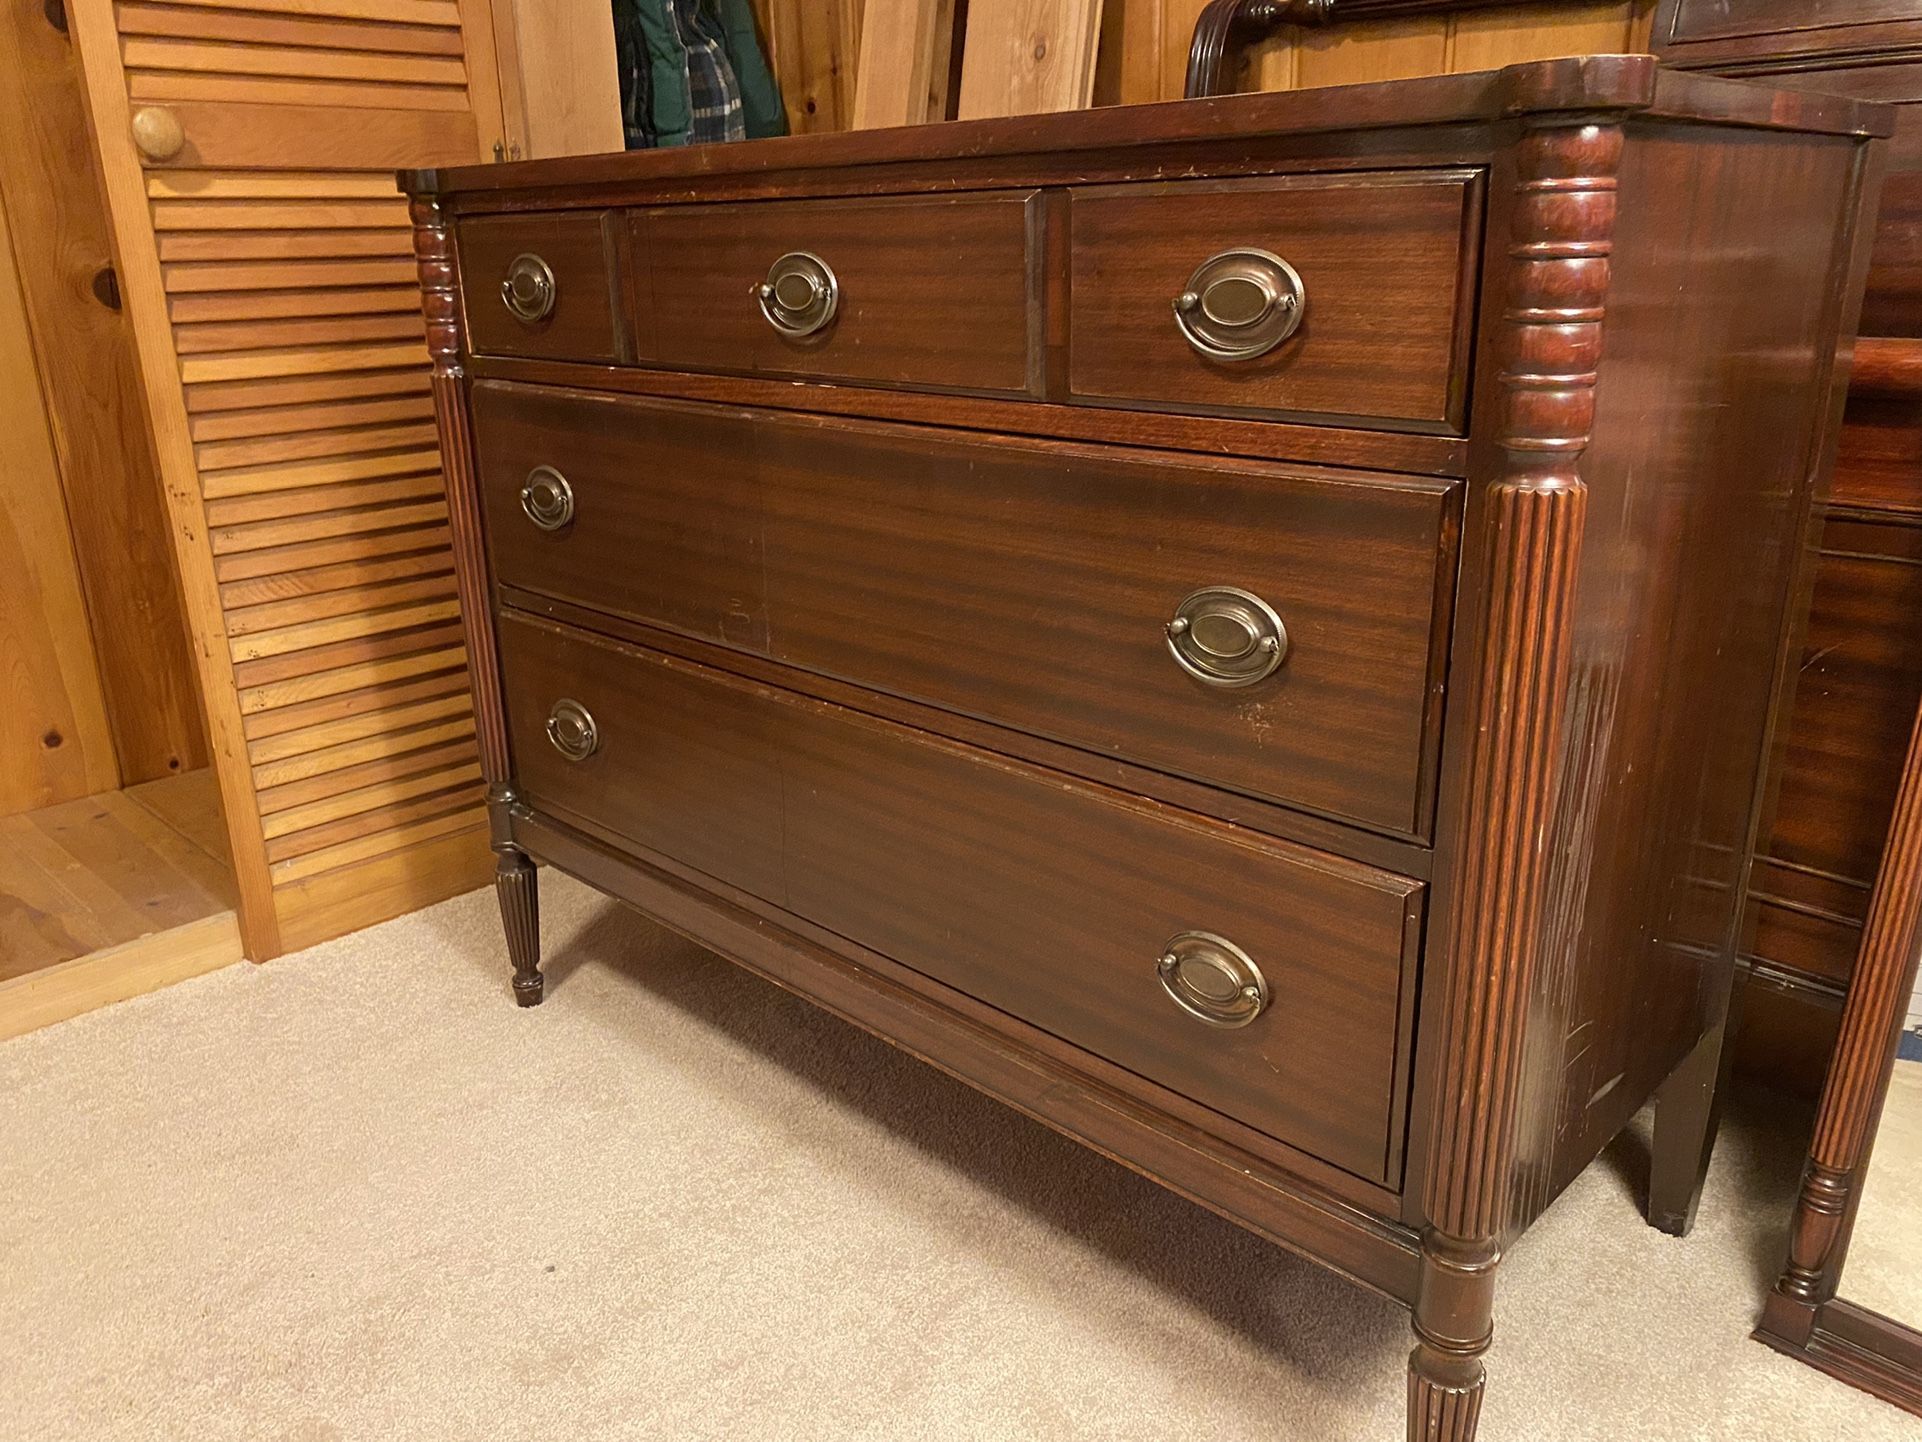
top-left (852, 0), bottom-right (960, 127)
top-left (484, 0), bottom-right (621, 160)
top-left (474, 352), bottom-right (1467, 476)
top-left (1811, 696), bottom-right (1922, 1173)
top-left (405, 56), bottom-right (1885, 1442)
top-left (66, 0), bottom-right (508, 957)
top-left (750, 0), bottom-right (864, 133)
top-left (1409, 118), bottom-right (1614, 1438)
top-left (636, 192), bottom-right (1041, 394)
top-left (500, 611), bottom-right (1423, 1182)
top-left (0, 181), bottom-right (118, 815)
top-left (1762, 678), bottom-right (1922, 1383)
top-left (0, 0), bottom-right (206, 789)
top-left (520, 801), bottom-right (1425, 1294)
top-left (1514, 123), bottom-right (1872, 1215)
top-left (0, 780), bottom-right (232, 984)
top-left (0, 909), bottom-right (240, 1043)
top-left (1066, 169), bottom-right (1480, 428)
top-left (1649, 39), bottom-right (1922, 1088)
top-left (958, 0), bottom-right (1107, 118)
top-left (1170, 0), bottom-right (1648, 102)
top-left (414, 197), bottom-right (507, 786)
top-left (457, 210), bottom-right (619, 361)
top-left (472, 382), bottom-right (1458, 835)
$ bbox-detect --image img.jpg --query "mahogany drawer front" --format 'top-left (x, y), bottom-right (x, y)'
top-left (499, 612), bottom-right (1420, 1183)
top-left (631, 191), bottom-right (1040, 395)
top-left (1067, 170), bottom-right (1481, 430)
top-left (473, 382), bottom-right (1456, 836)
top-left (460, 211), bottom-right (620, 363)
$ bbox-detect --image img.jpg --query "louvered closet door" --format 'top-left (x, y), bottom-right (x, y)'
top-left (70, 0), bottom-right (507, 956)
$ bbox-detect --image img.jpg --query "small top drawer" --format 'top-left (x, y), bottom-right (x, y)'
top-left (632, 191), bottom-right (1041, 395)
top-left (459, 211), bottom-right (620, 363)
top-left (1068, 170), bottom-right (1481, 431)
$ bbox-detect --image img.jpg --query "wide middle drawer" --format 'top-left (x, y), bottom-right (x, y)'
top-left (473, 382), bottom-right (1457, 836)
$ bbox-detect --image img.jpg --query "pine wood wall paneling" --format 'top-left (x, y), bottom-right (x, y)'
top-left (958, 0), bottom-right (1108, 117)
top-left (0, 0), bottom-right (206, 792)
top-left (68, 0), bottom-right (506, 958)
top-left (1093, 0), bottom-right (1165, 105)
top-left (0, 182), bottom-right (119, 815)
top-left (752, 0), bottom-right (864, 134)
top-left (487, 0), bottom-right (622, 159)
top-left (852, 0), bottom-right (960, 128)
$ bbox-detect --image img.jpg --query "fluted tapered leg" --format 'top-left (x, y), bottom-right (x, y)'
top-left (1407, 1232), bottom-right (1496, 1442)
top-left (496, 846), bottom-right (542, 1006)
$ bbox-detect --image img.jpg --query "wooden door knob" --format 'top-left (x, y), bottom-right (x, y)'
top-left (130, 106), bottom-right (184, 163)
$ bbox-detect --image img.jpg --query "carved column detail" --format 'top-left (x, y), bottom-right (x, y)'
top-left (1775, 693), bottom-right (1922, 1304)
top-left (1410, 119), bottom-right (1618, 1442)
top-left (410, 193), bottom-right (543, 1005)
top-left (411, 195), bottom-right (509, 785)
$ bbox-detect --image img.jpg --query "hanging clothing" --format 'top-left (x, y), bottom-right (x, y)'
top-left (613, 0), bottom-right (787, 150)
top-left (612, 0), bottom-right (655, 148)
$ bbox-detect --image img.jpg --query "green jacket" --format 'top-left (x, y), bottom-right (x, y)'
top-left (615, 0), bottom-right (787, 148)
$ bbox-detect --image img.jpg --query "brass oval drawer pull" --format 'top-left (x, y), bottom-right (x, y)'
top-left (519, 465), bottom-right (574, 531)
top-left (1166, 586), bottom-right (1287, 688)
top-left (756, 251), bottom-right (839, 337)
top-left (546, 699), bottom-right (599, 761)
top-left (1157, 931), bottom-right (1269, 1028)
top-left (1172, 248), bottom-right (1304, 362)
top-left (501, 252), bottom-right (557, 324)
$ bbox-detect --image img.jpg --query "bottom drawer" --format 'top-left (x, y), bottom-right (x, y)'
top-left (499, 612), bottom-right (1421, 1184)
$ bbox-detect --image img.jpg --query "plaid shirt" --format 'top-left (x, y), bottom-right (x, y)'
top-left (617, 0), bottom-right (782, 149)
top-left (670, 0), bottom-right (746, 145)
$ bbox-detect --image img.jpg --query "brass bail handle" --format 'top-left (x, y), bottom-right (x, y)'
top-left (756, 251), bottom-right (839, 337)
top-left (501, 253), bottom-right (557, 324)
top-left (1157, 931), bottom-right (1269, 1028)
top-left (519, 466), bottom-right (574, 532)
top-left (1172, 247), bottom-right (1305, 362)
top-left (546, 699), bottom-right (599, 762)
top-left (1165, 586), bottom-right (1288, 688)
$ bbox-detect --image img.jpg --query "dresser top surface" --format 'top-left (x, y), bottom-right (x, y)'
top-left (402, 53), bottom-right (1888, 203)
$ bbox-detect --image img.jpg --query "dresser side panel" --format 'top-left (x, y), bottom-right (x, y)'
top-left (1523, 123), bottom-right (1877, 1216)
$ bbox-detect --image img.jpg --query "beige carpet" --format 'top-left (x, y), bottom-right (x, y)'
top-left (2, 873), bottom-right (1915, 1442)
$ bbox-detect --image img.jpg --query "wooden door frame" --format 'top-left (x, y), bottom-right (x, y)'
top-left (64, 0), bottom-right (509, 960)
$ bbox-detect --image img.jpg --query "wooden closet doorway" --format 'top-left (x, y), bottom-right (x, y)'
top-left (63, 0), bottom-right (515, 963)
top-left (0, 0), bottom-right (234, 1037)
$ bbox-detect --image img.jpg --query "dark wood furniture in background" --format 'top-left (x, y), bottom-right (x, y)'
top-left (1757, 682), bottom-right (1922, 1417)
top-left (1656, 0), bottom-right (1922, 1095)
top-left (405, 57), bottom-right (1884, 1442)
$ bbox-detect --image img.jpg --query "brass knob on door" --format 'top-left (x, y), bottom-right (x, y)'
top-left (1173, 248), bottom-right (1304, 362)
top-left (1165, 586), bottom-right (1288, 688)
top-left (130, 106), bottom-right (185, 164)
top-left (1157, 931), bottom-right (1269, 1028)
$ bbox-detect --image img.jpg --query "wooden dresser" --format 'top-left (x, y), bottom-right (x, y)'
top-left (404, 56), bottom-right (1884, 1442)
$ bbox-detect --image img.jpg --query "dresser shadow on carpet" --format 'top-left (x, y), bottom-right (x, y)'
top-left (531, 893), bottom-right (1410, 1392)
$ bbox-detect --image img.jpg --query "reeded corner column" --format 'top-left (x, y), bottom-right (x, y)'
top-left (1408, 115), bottom-right (1616, 1441)
top-left (408, 191), bottom-right (543, 1006)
